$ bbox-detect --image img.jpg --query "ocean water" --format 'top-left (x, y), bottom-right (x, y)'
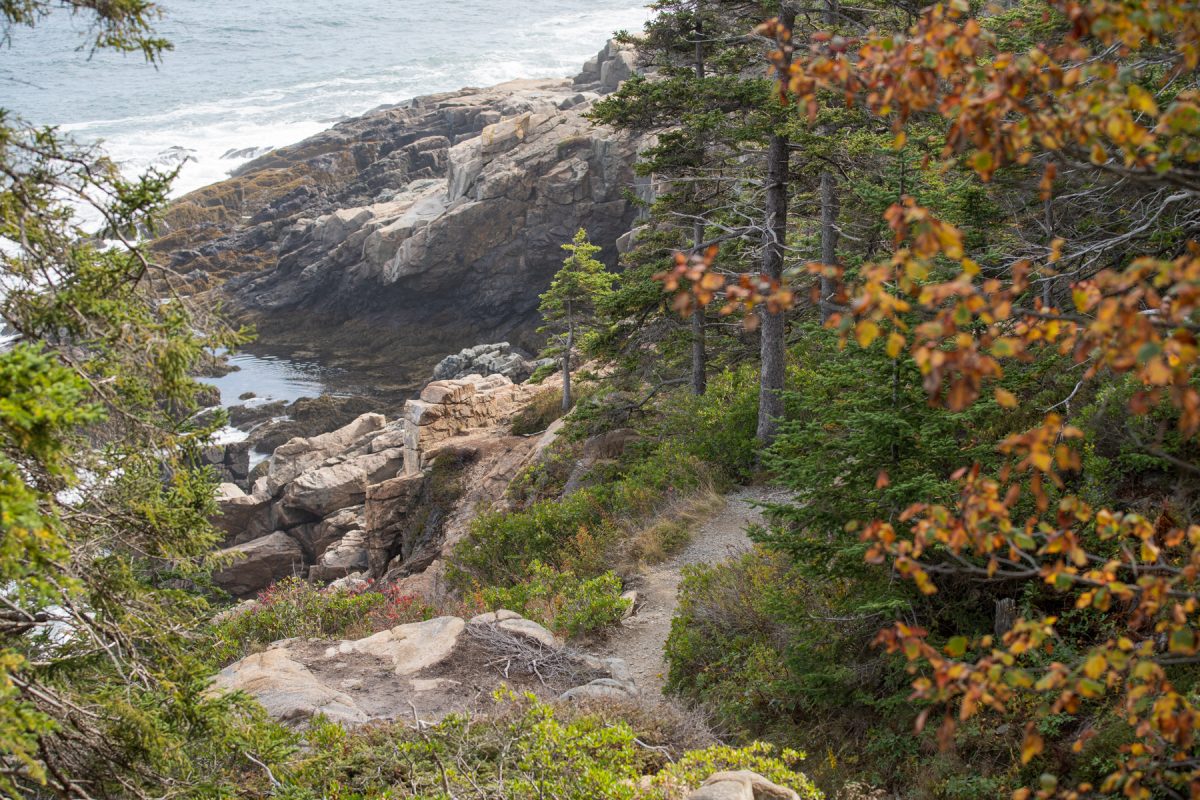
top-left (4, 0), bottom-right (649, 198)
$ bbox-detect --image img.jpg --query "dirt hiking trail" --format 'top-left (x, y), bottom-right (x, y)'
top-left (598, 486), bottom-right (788, 697)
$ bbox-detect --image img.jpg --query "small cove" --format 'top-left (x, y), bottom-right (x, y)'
top-left (199, 350), bottom-right (335, 408)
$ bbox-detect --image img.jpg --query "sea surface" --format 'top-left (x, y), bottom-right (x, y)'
top-left (4, 0), bottom-right (649, 198)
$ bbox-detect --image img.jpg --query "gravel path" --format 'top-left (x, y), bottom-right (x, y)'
top-left (599, 486), bottom-right (786, 696)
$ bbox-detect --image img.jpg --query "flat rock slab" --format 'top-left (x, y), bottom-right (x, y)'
top-left (324, 616), bottom-right (465, 674)
top-left (210, 613), bottom-right (616, 727)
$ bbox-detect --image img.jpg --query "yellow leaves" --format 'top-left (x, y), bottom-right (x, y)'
top-left (1105, 112), bottom-right (1128, 144)
top-left (1128, 84), bottom-right (1159, 116)
top-left (856, 319), bottom-right (881, 348)
top-left (995, 388), bottom-right (1018, 408)
top-left (1072, 285), bottom-right (1095, 312)
top-left (934, 222), bottom-right (965, 260)
top-left (1006, 669), bottom-right (1034, 689)
top-left (893, 130), bottom-right (908, 149)
top-left (905, 257), bottom-right (930, 282)
top-left (990, 338), bottom-right (1022, 358)
top-left (1048, 237), bottom-right (1065, 264)
top-left (1168, 627), bottom-right (1197, 655)
top-left (1020, 730), bottom-right (1044, 764)
top-left (1083, 653), bottom-right (1107, 679)
top-left (971, 149), bottom-right (995, 179)
top-left (886, 332), bottom-right (906, 358)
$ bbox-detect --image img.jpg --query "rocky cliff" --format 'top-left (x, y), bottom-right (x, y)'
top-left (210, 371), bottom-right (555, 598)
top-left (159, 42), bottom-right (645, 394)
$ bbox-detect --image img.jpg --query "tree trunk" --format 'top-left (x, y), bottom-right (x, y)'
top-left (691, 223), bottom-right (707, 396)
top-left (819, 168), bottom-right (840, 322)
top-left (824, 0), bottom-right (839, 26)
top-left (562, 300), bottom-right (574, 411)
top-left (690, 21), bottom-right (707, 396)
top-left (756, 7), bottom-right (795, 448)
top-left (994, 598), bottom-right (1017, 639)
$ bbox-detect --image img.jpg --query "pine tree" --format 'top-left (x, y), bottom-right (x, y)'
top-left (0, 3), bottom-right (288, 795)
top-left (590, 0), bottom-right (771, 397)
top-left (538, 229), bottom-right (615, 411)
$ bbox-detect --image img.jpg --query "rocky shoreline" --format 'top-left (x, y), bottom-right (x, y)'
top-left (209, 370), bottom-right (559, 598)
top-left (159, 41), bottom-right (647, 396)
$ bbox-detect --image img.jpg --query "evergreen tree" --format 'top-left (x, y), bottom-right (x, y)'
top-left (591, 0), bottom-right (770, 398)
top-left (0, 3), bottom-right (287, 795)
top-left (538, 229), bottom-right (615, 411)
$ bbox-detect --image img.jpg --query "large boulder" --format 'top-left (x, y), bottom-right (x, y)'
top-left (325, 616), bottom-right (465, 674)
top-left (212, 482), bottom-right (272, 542)
top-left (211, 531), bottom-right (305, 598)
top-left (210, 612), bottom-right (622, 727)
top-left (559, 678), bottom-right (637, 703)
top-left (279, 447), bottom-right (403, 517)
top-left (685, 772), bottom-right (802, 800)
top-left (364, 472), bottom-right (427, 576)
top-left (266, 413), bottom-right (387, 494)
top-left (200, 441), bottom-right (251, 487)
top-left (210, 648), bottom-right (367, 726)
top-left (430, 342), bottom-right (547, 383)
top-left (309, 529), bottom-right (369, 581)
top-left (305, 505), bottom-right (365, 560)
top-left (574, 39), bottom-right (641, 95)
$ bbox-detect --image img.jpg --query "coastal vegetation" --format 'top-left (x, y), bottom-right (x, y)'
top-left (4, 0), bottom-right (1200, 798)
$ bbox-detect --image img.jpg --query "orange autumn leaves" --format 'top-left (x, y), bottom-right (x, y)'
top-left (653, 0), bottom-right (1200, 796)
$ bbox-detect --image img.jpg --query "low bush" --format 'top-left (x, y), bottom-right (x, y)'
top-left (277, 691), bottom-right (823, 800)
top-left (666, 550), bottom-right (801, 740)
top-left (209, 577), bottom-right (435, 665)
top-left (452, 444), bottom-right (717, 590)
top-left (510, 386), bottom-right (566, 435)
top-left (655, 365), bottom-right (760, 484)
top-left (479, 560), bottom-right (631, 637)
top-left (450, 491), bottom-right (611, 587)
top-left (527, 361), bottom-right (557, 384)
top-left (665, 548), bottom-right (921, 793)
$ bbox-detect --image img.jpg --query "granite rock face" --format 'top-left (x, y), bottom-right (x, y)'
top-left (430, 342), bottom-right (549, 384)
top-left (211, 531), bottom-right (305, 598)
top-left (159, 43), bottom-right (648, 392)
top-left (685, 772), bottom-right (802, 800)
top-left (209, 373), bottom-right (544, 597)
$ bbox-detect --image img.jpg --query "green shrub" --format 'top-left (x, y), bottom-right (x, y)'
top-left (450, 491), bottom-right (612, 587)
top-left (657, 364), bottom-right (760, 483)
top-left (527, 361), bottom-right (557, 384)
top-left (280, 691), bottom-right (823, 799)
top-left (511, 386), bottom-right (566, 435)
top-left (481, 560), bottom-right (631, 637)
top-left (666, 551), bottom-right (801, 738)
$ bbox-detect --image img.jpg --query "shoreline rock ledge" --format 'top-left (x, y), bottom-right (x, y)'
top-left (210, 371), bottom-right (559, 598)
top-left (157, 41), bottom-right (648, 392)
